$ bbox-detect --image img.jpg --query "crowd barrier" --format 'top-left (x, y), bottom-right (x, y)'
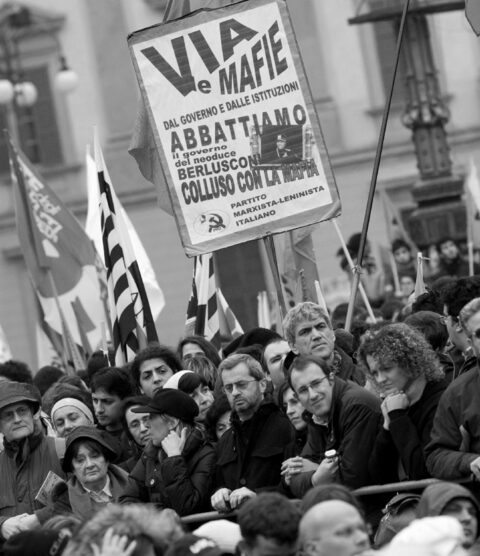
top-left (180, 478), bottom-right (445, 527)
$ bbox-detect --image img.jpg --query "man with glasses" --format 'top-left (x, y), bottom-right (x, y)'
top-left (0, 382), bottom-right (65, 541)
top-left (426, 297), bottom-right (480, 483)
top-left (211, 353), bottom-right (294, 512)
top-left (287, 355), bottom-right (381, 497)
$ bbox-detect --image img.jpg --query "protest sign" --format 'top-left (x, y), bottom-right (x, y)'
top-left (129, 0), bottom-right (341, 255)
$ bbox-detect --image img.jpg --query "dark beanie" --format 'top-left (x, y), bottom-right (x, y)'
top-left (4, 530), bottom-right (70, 556)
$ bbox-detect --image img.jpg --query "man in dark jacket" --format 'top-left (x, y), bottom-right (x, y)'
top-left (287, 355), bottom-right (381, 497)
top-left (119, 389), bottom-right (215, 516)
top-left (211, 353), bottom-right (294, 511)
top-left (0, 382), bottom-right (65, 541)
top-left (426, 297), bottom-right (480, 482)
top-left (283, 302), bottom-right (365, 385)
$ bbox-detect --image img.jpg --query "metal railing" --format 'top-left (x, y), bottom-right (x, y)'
top-left (180, 478), bottom-right (445, 526)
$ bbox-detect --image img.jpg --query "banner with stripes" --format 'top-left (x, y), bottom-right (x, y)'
top-left (185, 254), bottom-right (221, 349)
top-left (94, 132), bottom-right (158, 365)
top-left (85, 150), bottom-right (165, 330)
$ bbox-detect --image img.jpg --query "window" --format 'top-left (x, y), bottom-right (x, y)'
top-left (0, 64), bottom-right (64, 173)
top-left (370, 12), bottom-right (406, 107)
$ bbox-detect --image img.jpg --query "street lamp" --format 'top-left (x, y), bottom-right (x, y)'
top-left (349, 0), bottom-right (466, 250)
top-left (0, 3), bottom-right (79, 110)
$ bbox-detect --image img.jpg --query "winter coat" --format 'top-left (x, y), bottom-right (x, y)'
top-left (289, 377), bottom-right (382, 497)
top-left (369, 380), bottom-right (447, 483)
top-left (426, 366), bottom-right (480, 480)
top-left (119, 427), bottom-right (215, 516)
top-left (214, 400), bottom-right (295, 492)
top-left (52, 464), bottom-right (130, 521)
top-left (0, 431), bottom-right (65, 538)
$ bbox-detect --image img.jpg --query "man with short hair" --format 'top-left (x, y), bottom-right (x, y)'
top-left (237, 492), bottom-right (301, 556)
top-left (287, 355), bottom-right (381, 496)
top-left (283, 302), bottom-right (364, 385)
top-left (211, 353), bottom-right (294, 512)
top-left (262, 338), bottom-right (290, 390)
top-left (299, 500), bottom-right (371, 556)
top-left (130, 344), bottom-right (182, 398)
top-left (90, 367), bottom-right (134, 462)
top-left (0, 382), bottom-right (65, 541)
top-left (441, 277), bottom-right (480, 378)
top-left (426, 297), bottom-right (480, 482)
top-left (435, 237), bottom-right (479, 279)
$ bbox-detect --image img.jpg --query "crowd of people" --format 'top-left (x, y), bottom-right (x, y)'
top-left (1, 234), bottom-right (480, 555)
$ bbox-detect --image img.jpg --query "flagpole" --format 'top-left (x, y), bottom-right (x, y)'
top-left (46, 271), bottom-right (76, 375)
top-left (380, 190), bottom-right (401, 294)
top-left (263, 235), bottom-right (287, 320)
top-left (466, 183), bottom-right (475, 276)
top-left (345, 0), bottom-right (411, 332)
top-left (331, 219), bottom-right (376, 322)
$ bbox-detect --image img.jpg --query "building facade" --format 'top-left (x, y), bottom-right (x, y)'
top-left (0, 0), bottom-right (479, 368)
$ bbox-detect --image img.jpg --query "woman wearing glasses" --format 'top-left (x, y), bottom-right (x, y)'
top-left (358, 323), bottom-right (447, 483)
top-left (119, 388), bottom-right (215, 516)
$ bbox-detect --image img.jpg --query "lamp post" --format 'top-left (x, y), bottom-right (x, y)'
top-left (0, 3), bottom-right (78, 143)
top-left (349, 0), bottom-right (466, 250)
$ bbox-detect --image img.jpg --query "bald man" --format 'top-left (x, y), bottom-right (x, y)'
top-left (299, 500), bottom-right (371, 556)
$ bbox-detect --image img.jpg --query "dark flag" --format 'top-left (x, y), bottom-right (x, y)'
top-left (94, 133), bottom-right (158, 365)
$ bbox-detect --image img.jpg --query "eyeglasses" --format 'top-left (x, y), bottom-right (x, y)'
top-left (222, 379), bottom-right (258, 394)
top-left (296, 376), bottom-right (329, 398)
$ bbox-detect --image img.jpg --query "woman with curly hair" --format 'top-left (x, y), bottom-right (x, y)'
top-left (358, 323), bottom-right (447, 482)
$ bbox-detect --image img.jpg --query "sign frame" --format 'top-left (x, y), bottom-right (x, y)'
top-left (128, 0), bottom-right (341, 256)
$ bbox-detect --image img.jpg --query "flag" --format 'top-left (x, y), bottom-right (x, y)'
top-left (379, 189), bottom-right (418, 252)
top-left (414, 252), bottom-right (427, 300)
top-left (8, 134), bottom-right (105, 363)
top-left (128, 0), bottom-right (241, 214)
top-left (314, 280), bottom-right (328, 313)
top-left (257, 291), bottom-right (271, 328)
top-left (0, 324), bottom-right (12, 363)
top-left (94, 132), bottom-right (159, 365)
top-left (217, 288), bottom-right (243, 340)
top-left (464, 159), bottom-right (480, 273)
top-left (281, 228), bottom-right (320, 307)
top-left (466, 0), bottom-right (480, 36)
top-left (35, 294), bottom-right (65, 369)
top-left (185, 254), bottom-right (221, 349)
top-left (465, 159), bottom-right (480, 218)
top-left (85, 150), bottom-right (165, 323)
